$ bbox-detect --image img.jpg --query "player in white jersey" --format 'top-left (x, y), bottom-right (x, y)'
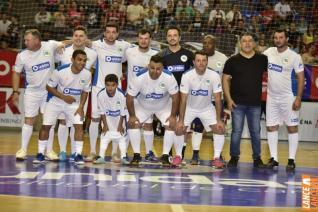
top-left (89, 23), bottom-right (131, 162)
top-left (263, 29), bottom-right (305, 171)
top-left (12, 29), bottom-right (63, 161)
top-left (54, 26), bottom-right (97, 162)
top-left (33, 50), bottom-right (91, 164)
top-left (176, 51), bottom-right (225, 169)
top-left (127, 55), bottom-right (179, 166)
top-left (125, 29), bottom-right (159, 162)
top-left (93, 74), bottom-right (129, 165)
top-left (189, 34), bottom-right (228, 165)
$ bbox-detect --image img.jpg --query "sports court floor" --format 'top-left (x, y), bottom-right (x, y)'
top-left (0, 128), bottom-right (317, 212)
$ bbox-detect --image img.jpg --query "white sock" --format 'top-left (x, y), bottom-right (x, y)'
top-left (192, 132), bottom-right (203, 151)
top-left (143, 130), bottom-right (154, 153)
top-left (38, 140), bottom-right (47, 154)
top-left (75, 141), bottom-right (83, 155)
top-left (58, 124), bottom-right (68, 152)
top-left (173, 134), bottom-right (184, 157)
top-left (288, 133), bottom-right (299, 160)
top-left (162, 130), bottom-right (174, 155)
top-left (21, 124), bottom-right (33, 151)
top-left (112, 140), bottom-right (119, 155)
top-left (89, 121), bottom-right (99, 154)
top-left (119, 137), bottom-right (127, 158)
top-left (70, 126), bottom-right (76, 154)
top-left (128, 129), bottom-right (141, 153)
top-left (99, 136), bottom-right (111, 158)
top-left (213, 134), bottom-right (225, 158)
top-left (267, 131), bottom-right (278, 161)
top-left (125, 134), bottom-right (130, 151)
top-left (46, 127), bottom-right (55, 152)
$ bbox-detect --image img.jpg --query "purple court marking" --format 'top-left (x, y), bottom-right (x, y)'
top-left (0, 155), bottom-right (316, 207)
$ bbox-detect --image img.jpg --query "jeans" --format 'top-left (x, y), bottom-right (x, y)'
top-left (230, 104), bottom-right (261, 159)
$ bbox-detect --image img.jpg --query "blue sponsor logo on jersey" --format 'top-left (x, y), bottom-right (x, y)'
top-left (63, 88), bottom-right (82, 95)
top-left (106, 109), bottom-right (120, 117)
top-left (105, 56), bottom-right (122, 63)
top-left (268, 63), bottom-right (283, 72)
top-left (167, 65), bottom-right (184, 72)
top-left (133, 66), bottom-right (144, 73)
top-left (191, 89), bottom-right (208, 96)
top-left (146, 93), bottom-right (163, 99)
top-left (32, 61), bottom-right (50, 72)
top-left (291, 118), bottom-right (299, 123)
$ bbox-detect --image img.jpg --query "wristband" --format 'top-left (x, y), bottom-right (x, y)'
top-left (13, 91), bottom-right (20, 95)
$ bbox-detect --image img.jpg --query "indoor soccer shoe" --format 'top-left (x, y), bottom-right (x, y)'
top-left (286, 159), bottom-right (296, 172)
top-left (130, 153), bottom-right (142, 166)
top-left (16, 149), bottom-right (27, 161)
top-left (85, 153), bottom-right (97, 162)
top-left (59, 151), bottom-right (67, 162)
top-left (160, 154), bottom-right (171, 166)
top-left (211, 157), bottom-right (225, 169)
top-left (93, 156), bottom-right (106, 164)
top-left (266, 157), bottom-right (279, 169)
top-left (145, 151), bottom-right (159, 162)
top-left (45, 150), bottom-right (59, 161)
top-left (172, 155), bottom-right (182, 167)
top-left (33, 153), bottom-right (45, 164)
top-left (74, 154), bottom-right (84, 165)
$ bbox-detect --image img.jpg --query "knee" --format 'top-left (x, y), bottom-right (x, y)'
top-left (143, 123), bottom-right (153, 131)
top-left (59, 119), bottom-right (66, 125)
top-left (287, 126), bottom-right (298, 133)
top-left (267, 125), bottom-right (279, 132)
top-left (24, 117), bottom-right (35, 125)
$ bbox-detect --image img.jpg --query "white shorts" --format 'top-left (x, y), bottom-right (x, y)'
top-left (58, 97), bottom-right (88, 127)
top-left (135, 100), bottom-right (171, 126)
top-left (266, 95), bottom-right (299, 126)
top-left (43, 102), bottom-right (84, 126)
top-left (184, 107), bottom-right (217, 132)
top-left (24, 90), bottom-right (47, 117)
top-left (100, 131), bottom-right (125, 143)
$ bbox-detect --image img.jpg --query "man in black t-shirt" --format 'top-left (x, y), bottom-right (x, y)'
top-left (158, 26), bottom-right (194, 166)
top-left (222, 32), bottom-right (267, 168)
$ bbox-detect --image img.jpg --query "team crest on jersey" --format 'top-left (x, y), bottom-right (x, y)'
top-left (180, 55), bottom-right (188, 62)
top-left (283, 58), bottom-right (289, 64)
top-left (116, 101), bottom-right (121, 106)
top-left (205, 79), bottom-right (211, 85)
top-left (159, 82), bottom-right (165, 89)
top-left (43, 51), bottom-right (50, 57)
top-left (79, 79), bottom-right (86, 85)
top-left (216, 61), bottom-right (222, 68)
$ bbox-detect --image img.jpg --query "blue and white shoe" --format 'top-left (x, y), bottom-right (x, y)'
top-left (93, 156), bottom-right (106, 164)
top-left (145, 151), bottom-right (159, 162)
top-left (33, 153), bottom-right (45, 164)
top-left (59, 151), bottom-right (67, 162)
top-left (74, 154), bottom-right (84, 165)
top-left (69, 153), bottom-right (76, 162)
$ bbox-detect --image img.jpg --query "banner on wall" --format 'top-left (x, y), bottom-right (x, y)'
top-left (303, 65), bottom-right (318, 101)
top-left (0, 50), bottom-right (25, 87)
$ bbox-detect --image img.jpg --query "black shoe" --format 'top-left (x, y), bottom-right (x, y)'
top-left (286, 159), bottom-right (296, 172)
top-left (253, 157), bottom-right (266, 168)
top-left (190, 150), bottom-right (199, 165)
top-left (227, 156), bottom-right (239, 167)
top-left (266, 157), bottom-right (279, 169)
top-left (161, 154), bottom-right (171, 166)
top-left (130, 153), bottom-right (142, 166)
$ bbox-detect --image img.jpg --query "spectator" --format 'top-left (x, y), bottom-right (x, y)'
top-left (126, 0), bottom-right (144, 28)
top-left (7, 14), bottom-right (20, 48)
top-left (291, 35), bottom-right (304, 54)
top-left (248, 16), bottom-right (262, 37)
top-left (274, 0), bottom-right (291, 22)
top-left (232, 19), bottom-right (246, 36)
top-left (144, 9), bottom-right (159, 33)
top-left (67, 0), bottom-right (83, 27)
top-left (301, 42), bottom-right (318, 64)
top-left (105, 0), bottom-right (126, 29)
top-left (241, 3), bottom-right (260, 24)
top-left (53, 4), bottom-right (67, 27)
top-left (43, 0), bottom-right (60, 12)
top-left (296, 16), bottom-right (307, 34)
top-left (288, 22), bottom-right (301, 47)
top-left (176, 0), bottom-right (194, 20)
top-left (256, 39), bottom-right (268, 53)
top-left (260, 3), bottom-right (276, 26)
top-left (144, 0), bottom-right (159, 18)
top-left (34, 4), bottom-right (52, 25)
top-left (0, 13), bottom-right (11, 42)
top-left (159, 0), bottom-right (176, 29)
top-left (303, 23), bottom-right (316, 45)
top-left (193, 0), bottom-right (209, 15)
top-left (188, 10), bottom-right (204, 32)
top-left (211, 17), bottom-right (225, 35)
top-left (208, 3), bottom-right (226, 25)
top-left (226, 3), bottom-right (242, 23)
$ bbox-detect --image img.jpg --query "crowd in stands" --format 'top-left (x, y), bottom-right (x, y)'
top-left (0, 0), bottom-right (318, 63)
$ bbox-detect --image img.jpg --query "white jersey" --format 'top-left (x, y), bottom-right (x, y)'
top-left (207, 50), bottom-right (228, 75)
top-left (180, 68), bottom-right (222, 110)
top-left (125, 45), bottom-right (159, 83)
top-left (92, 39), bottom-right (131, 88)
top-left (55, 45), bottom-right (97, 70)
top-left (47, 64), bottom-right (91, 105)
top-left (13, 40), bottom-right (61, 92)
top-left (127, 69), bottom-right (178, 111)
top-left (263, 47), bottom-right (304, 97)
top-left (97, 88), bottom-right (126, 132)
